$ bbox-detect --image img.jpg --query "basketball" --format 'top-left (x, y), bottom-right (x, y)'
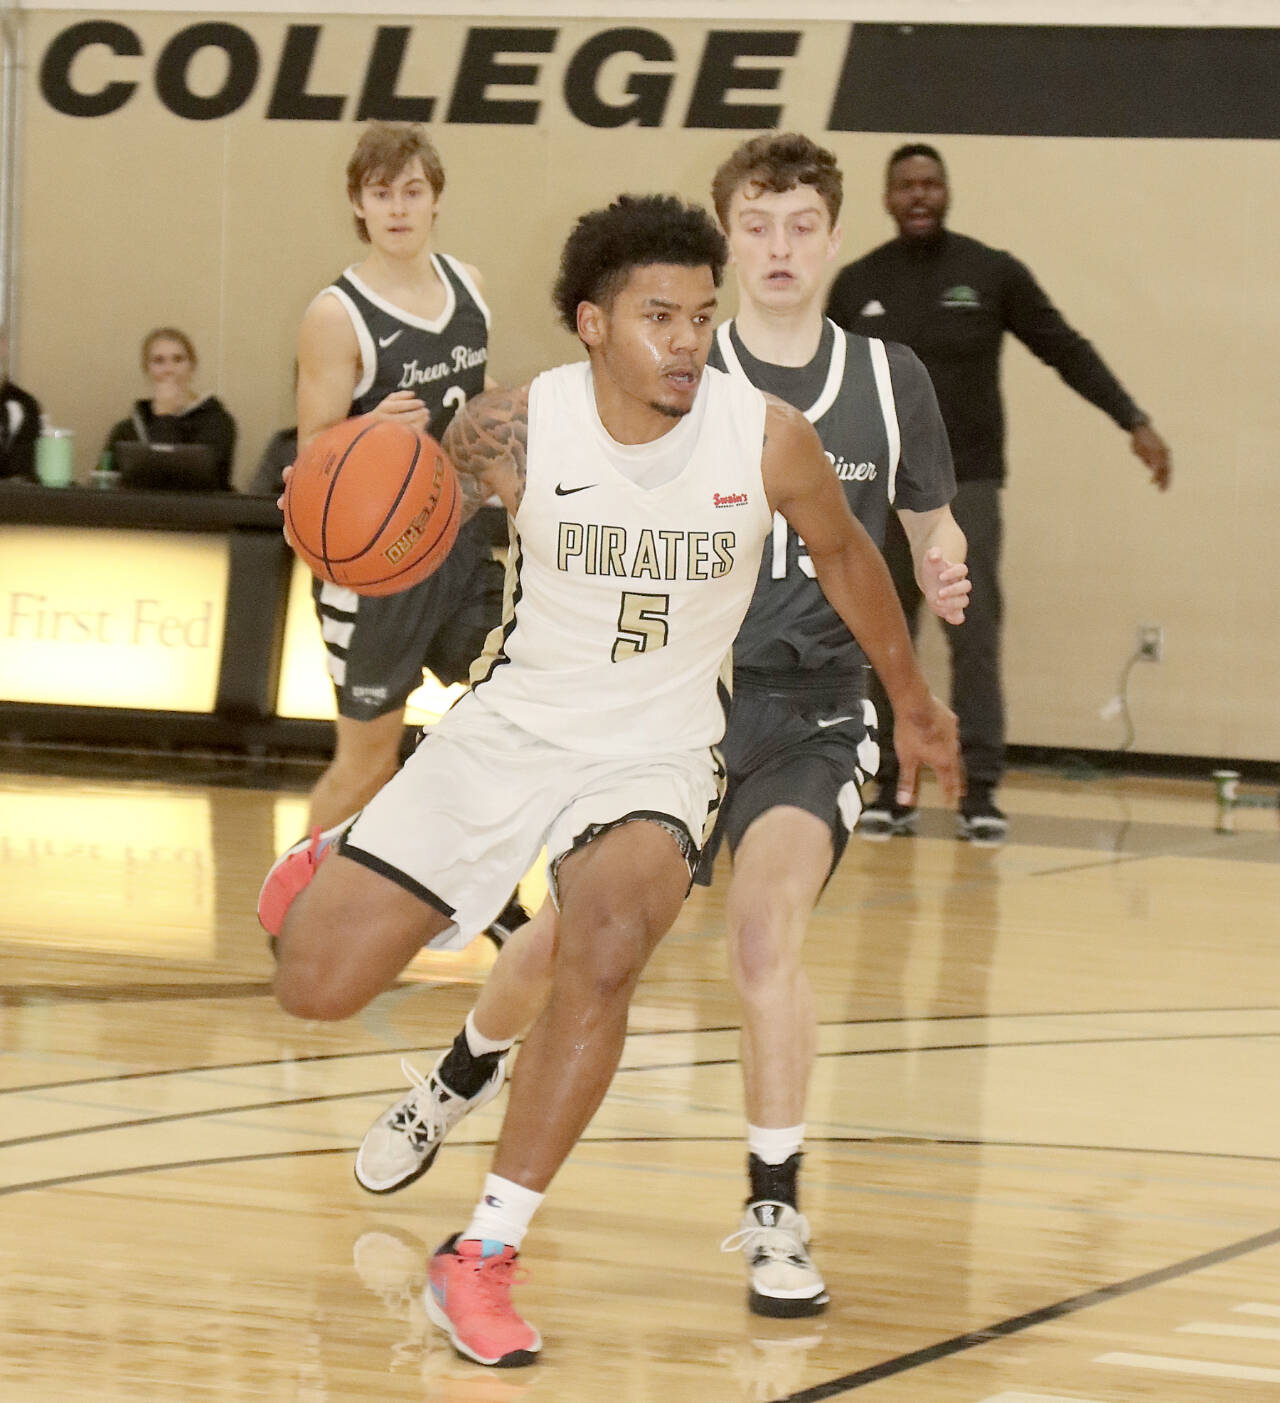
top-left (284, 414), bottom-right (462, 596)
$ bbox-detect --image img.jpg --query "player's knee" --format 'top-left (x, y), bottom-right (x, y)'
top-left (728, 904), bottom-right (800, 997)
top-left (559, 910), bottom-right (650, 1005)
top-left (272, 942), bottom-right (363, 1022)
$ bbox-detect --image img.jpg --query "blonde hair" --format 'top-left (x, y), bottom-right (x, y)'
top-left (141, 327), bottom-right (197, 371)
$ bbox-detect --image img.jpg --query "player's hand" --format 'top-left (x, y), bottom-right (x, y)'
top-left (275, 461), bottom-right (295, 515)
top-left (921, 547), bottom-right (970, 626)
top-left (892, 691), bottom-right (963, 809)
top-left (372, 390), bottom-right (430, 434)
top-left (1131, 424), bottom-right (1171, 491)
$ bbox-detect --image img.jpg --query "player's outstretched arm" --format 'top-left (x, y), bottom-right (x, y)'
top-left (440, 383), bottom-right (530, 522)
top-left (898, 505), bottom-right (970, 626)
top-left (762, 398), bottom-right (963, 807)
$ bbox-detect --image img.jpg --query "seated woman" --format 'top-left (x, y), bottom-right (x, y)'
top-left (105, 328), bottom-right (236, 488)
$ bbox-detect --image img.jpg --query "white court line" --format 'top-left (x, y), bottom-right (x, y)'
top-left (1179, 1320), bottom-right (1280, 1341)
top-left (1097, 1351), bottom-right (1280, 1383)
top-left (1235, 1301), bottom-right (1280, 1318)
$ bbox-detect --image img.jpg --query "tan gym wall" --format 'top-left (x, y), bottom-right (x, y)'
top-left (12, 6), bottom-right (1280, 762)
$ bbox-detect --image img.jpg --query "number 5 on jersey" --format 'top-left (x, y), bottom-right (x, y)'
top-left (612, 591), bottom-right (670, 661)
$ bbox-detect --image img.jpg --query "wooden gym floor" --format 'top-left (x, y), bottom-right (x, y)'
top-left (0, 745), bottom-right (1277, 1402)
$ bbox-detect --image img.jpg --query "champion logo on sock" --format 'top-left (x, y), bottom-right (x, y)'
top-left (484, 1194), bottom-right (504, 1208)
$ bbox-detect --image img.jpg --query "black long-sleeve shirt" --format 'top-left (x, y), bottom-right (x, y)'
top-left (826, 230), bottom-right (1146, 484)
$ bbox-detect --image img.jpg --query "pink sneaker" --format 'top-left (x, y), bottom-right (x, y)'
top-left (425, 1236), bottom-right (541, 1368)
top-left (256, 815), bottom-right (356, 937)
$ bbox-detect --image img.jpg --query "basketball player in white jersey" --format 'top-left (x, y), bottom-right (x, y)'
top-left (262, 193), bottom-right (960, 1367)
top-left (346, 137), bottom-right (969, 1322)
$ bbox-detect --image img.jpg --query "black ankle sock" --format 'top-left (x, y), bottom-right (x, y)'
top-left (748, 1151), bottom-right (802, 1210)
top-left (436, 1027), bottom-right (504, 1099)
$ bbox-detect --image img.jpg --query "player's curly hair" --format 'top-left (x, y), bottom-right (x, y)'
top-left (710, 133), bottom-right (843, 228)
top-left (552, 194), bottom-right (728, 335)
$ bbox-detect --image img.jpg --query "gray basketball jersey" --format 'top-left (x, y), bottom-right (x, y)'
top-left (710, 318), bottom-right (952, 687)
top-left (322, 254), bottom-right (490, 441)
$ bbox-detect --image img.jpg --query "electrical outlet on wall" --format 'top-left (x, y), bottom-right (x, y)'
top-left (1136, 625), bottom-right (1164, 662)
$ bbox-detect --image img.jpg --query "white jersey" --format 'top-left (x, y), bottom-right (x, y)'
top-left (470, 361), bottom-right (772, 755)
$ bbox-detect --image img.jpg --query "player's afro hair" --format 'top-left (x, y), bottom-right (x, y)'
top-left (552, 194), bottom-right (728, 335)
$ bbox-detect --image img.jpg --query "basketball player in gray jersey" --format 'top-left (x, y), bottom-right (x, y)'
top-left (702, 133), bottom-right (967, 1315)
top-left (297, 123), bottom-right (508, 852)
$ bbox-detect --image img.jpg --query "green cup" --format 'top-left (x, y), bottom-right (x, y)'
top-left (1212, 769), bottom-right (1239, 833)
top-left (36, 428), bottom-right (75, 487)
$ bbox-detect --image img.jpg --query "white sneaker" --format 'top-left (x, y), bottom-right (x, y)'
top-left (720, 1201), bottom-right (829, 1317)
top-left (354, 1051), bottom-right (506, 1194)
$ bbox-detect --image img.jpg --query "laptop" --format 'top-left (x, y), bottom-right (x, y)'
top-left (115, 440), bottom-right (223, 492)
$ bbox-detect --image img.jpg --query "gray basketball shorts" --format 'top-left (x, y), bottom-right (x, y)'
top-left (337, 692), bottom-right (725, 948)
top-left (311, 517), bottom-right (503, 722)
top-left (695, 689), bottom-right (879, 886)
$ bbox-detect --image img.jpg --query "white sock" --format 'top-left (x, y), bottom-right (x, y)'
top-left (748, 1123), bottom-right (805, 1165)
top-left (465, 1008), bottom-right (517, 1058)
top-left (464, 1173), bottom-right (544, 1252)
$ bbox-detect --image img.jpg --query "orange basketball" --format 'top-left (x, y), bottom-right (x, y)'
top-left (284, 414), bottom-right (462, 596)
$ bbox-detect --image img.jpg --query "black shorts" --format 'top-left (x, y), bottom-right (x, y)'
top-left (695, 687), bottom-right (879, 886)
top-left (312, 514), bottom-right (505, 722)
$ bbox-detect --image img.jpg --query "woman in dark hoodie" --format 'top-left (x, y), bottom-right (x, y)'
top-left (105, 327), bottom-right (236, 488)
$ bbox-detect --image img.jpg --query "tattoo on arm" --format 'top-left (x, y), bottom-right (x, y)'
top-left (442, 386), bottom-right (529, 518)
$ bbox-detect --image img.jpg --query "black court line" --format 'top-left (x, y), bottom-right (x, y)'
top-left (0, 1134), bottom-right (733, 1196)
top-left (5, 1129), bottom-right (1280, 1202)
top-left (0, 1144), bottom-right (355, 1195)
top-left (5, 1027), bottom-right (1279, 1154)
top-left (4, 1003), bottom-right (1275, 1095)
top-left (5, 1015), bottom-right (1274, 1099)
top-left (775, 1223), bottom-right (1280, 1401)
top-left (0, 1020), bottom-right (745, 1095)
top-left (811, 1134), bottom-right (1280, 1166)
top-left (0, 980), bottom-right (274, 1006)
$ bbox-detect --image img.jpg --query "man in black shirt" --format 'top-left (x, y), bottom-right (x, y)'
top-left (828, 144), bottom-right (1172, 842)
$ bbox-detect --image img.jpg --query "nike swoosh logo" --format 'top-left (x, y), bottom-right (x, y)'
top-left (378, 331), bottom-right (403, 348)
top-left (816, 715), bottom-right (855, 728)
top-left (554, 483), bottom-right (595, 496)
